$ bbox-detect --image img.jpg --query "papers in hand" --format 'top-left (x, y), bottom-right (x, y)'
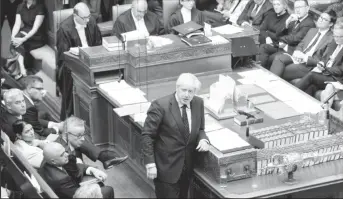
top-left (326, 81), bottom-right (343, 90)
top-left (69, 47), bottom-right (79, 55)
top-left (212, 24), bottom-right (243, 35)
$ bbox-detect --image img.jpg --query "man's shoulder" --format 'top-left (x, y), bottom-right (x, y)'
top-left (59, 16), bottom-right (74, 30)
top-left (117, 9), bottom-right (132, 22)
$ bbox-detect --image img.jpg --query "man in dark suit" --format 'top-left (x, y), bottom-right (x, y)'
top-left (142, 73), bottom-right (210, 198)
top-left (258, 0), bottom-right (315, 69)
top-left (39, 142), bottom-right (114, 199)
top-left (56, 2), bottom-right (103, 121)
top-left (236, 0), bottom-right (273, 28)
top-left (112, 0), bottom-right (163, 38)
top-left (0, 88), bottom-right (27, 142)
top-left (22, 75), bottom-right (128, 169)
top-left (22, 76), bottom-right (58, 139)
top-left (270, 10), bottom-right (336, 81)
top-left (295, 22), bottom-right (343, 96)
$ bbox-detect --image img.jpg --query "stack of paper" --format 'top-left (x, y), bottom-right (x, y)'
top-left (206, 128), bottom-right (250, 153)
top-left (113, 102), bottom-right (151, 117)
top-left (99, 80), bottom-right (131, 92)
top-left (212, 24), bottom-right (243, 35)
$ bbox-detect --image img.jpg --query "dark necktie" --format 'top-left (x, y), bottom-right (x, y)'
top-left (303, 32), bottom-right (322, 54)
top-left (181, 105), bottom-right (190, 142)
top-left (293, 20), bottom-right (300, 30)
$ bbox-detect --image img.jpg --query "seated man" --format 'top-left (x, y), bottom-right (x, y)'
top-left (258, 0), bottom-right (315, 69)
top-left (57, 116), bottom-right (128, 169)
top-left (295, 22), bottom-right (343, 97)
top-left (112, 0), bottom-right (163, 38)
top-left (147, 0), bottom-right (163, 28)
top-left (167, 0), bottom-right (205, 34)
top-left (215, 0), bottom-right (250, 25)
top-left (236, 0), bottom-right (273, 28)
top-left (39, 142), bottom-right (114, 199)
top-left (22, 76), bottom-right (58, 139)
top-left (56, 2), bottom-right (103, 121)
top-left (22, 75), bottom-right (128, 169)
top-left (270, 10), bottom-right (336, 81)
top-left (0, 88), bottom-right (27, 142)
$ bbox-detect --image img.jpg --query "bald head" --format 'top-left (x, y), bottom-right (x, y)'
top-left (43, 142), bottom-right (69, 166)
top-left (132, 0), bottom-right (148, 21)
top-left (73, 2), bottom-right (91, 25)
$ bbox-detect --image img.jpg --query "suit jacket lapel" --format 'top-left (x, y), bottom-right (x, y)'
top-left (169, 95), bottom-right (186, 142)
top-left (332, 46), bottom-right (343, 67)
top-left (253, 1), bottom-right (270, 23)
top-left (314, 30), bottom-right (332, 53)
top-left (187, 100), bottom-right (198, 145)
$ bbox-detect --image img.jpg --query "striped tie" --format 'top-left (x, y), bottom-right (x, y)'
top-left (181, 105), bottom-right (190, 142)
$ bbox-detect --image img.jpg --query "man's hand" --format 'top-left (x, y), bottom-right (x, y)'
top-left (316, 63), bottom-right (325, 71)
top-left (292, 51), bottom-right (305, 63)
top-left (196, 139), bottom-right (210, 152)
top-left (146, 165), bottom-right (157, 180)
top-left (266, 37), bottom-right (273, 45)
top-left (222, 10), bottom-right (231, 20)
top-left (278, 42), bottom-right (286, 49)
top-left (241, 21), bottom-right (251, 27)
top-left (90, 168), bottom-right (107, 182)
top-left (286, 14), bottom-right (299, 27)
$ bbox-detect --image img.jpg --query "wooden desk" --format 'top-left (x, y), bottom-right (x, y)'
top-left (64, 30), bottom-right (343, 196)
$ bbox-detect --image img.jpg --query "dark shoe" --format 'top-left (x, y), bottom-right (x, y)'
top-left (103, 156), bottom-right (128, 169)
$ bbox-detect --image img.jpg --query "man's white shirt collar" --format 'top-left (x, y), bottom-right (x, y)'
top-left (181, 7), bottom-right (192, 23)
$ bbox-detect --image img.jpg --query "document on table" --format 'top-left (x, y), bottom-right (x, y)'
top-left (205, 114), bottom-right (223, 132)
top-left (108, 87), bottom-right (147, 106)
top-left (206, 128), bottom-right (250, 152)
top-left (283, 100), bottom-right (322, 114)
top-left (212, 24), bottom-right (243, 35)
top-left (249, 94), bottom-right (275, 105)
top-left (113, 102), bottom-right (151, 117)
top-left (133, 112), bottom-right (148, 123)
top-left (235, 84), bottom-right (266, 96)
top-left (238, 69), bottom-right (279, 81)
top-left (99, 80), bottom-right (131, 92)
top-left (256, 101), bottom-right (301, 120)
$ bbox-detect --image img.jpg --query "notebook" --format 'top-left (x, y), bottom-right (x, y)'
top-left (172, 21), bottom-right (203, 36)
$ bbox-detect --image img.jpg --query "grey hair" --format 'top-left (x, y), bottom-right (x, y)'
top-left (73, 184), bottom-right (103, 198)
top-left (63, 116), bottom-right (85, 134)
top-left (176, 73), bottom-right (202, 93)
top-left (3, 88), bottom-right (23, 105)
top-left (132, 0), bottom-right (148, 8)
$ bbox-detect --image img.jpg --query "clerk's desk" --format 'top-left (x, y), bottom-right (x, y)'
top-left (64, 27), bottom-right (339, 197)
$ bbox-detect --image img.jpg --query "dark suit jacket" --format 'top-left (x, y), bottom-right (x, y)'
top-left (39, 162), bottom-right (88, 199)
top-left (294, 28), bottom-right (333, 67)
top-left (277, 15), bottom-right (316, 54)
top-left (142, 94), bottom-right (208, 183)
top-left (22, 95), bottom-right (56, 137)
top-left (236, 0), bottom-right (273, 27)
top-left (112, 9), bottom-right (163, 38)
top-left (167, 7), bottom-right (205, 34)
top-left (315, 40), bottom-right (343, 81)
top-left (0, 110), bottom-right (20, 142)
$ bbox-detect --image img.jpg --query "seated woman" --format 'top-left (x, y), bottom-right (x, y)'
top-left (167, 0), bottom-right (205, 34)
top-left (10, 0), bottom-right (46, 79)
top-left (13, 120), bottom-right (48, 169)
top-left (259, 0), bottom-right (290, 44)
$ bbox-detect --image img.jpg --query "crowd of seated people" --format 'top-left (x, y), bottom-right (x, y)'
top-left (2, 0), bottom-right (343, 197)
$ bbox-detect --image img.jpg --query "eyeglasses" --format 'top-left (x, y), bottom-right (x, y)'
top-left (32, 87), bottom-right (44, 91)
top-left (68, 132), bottom-right (86, 139)
top-left (76, 13), bottom-right (91, 21)
top-left (318, 16), bottom-right (330, 22)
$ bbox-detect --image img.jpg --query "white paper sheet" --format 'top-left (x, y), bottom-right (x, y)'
top-left (108, 87), bottom-right (147, 106)
top-left (113, 102), bottom-right (151, 117)
top-left (206, 128), bottom-right (250, 152)
top-left (212, 24), bottom-right (243, 35)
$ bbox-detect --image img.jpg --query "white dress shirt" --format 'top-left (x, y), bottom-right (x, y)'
top-left (181, 7), bottom-right (192, 24)
top-left (305, 29), bottom-right (330, 57)
top-left (326, 44), bottom-right (343, 68)
top-left (131, 10), bottom-right (150, 37)
top-left (74, 18), bottom-right (89, 48)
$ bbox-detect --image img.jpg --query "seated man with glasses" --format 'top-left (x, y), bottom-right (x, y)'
top-left (269, 10), bottom-right (336, 81)
top-left (56, 2), bottom-right (103, 122)
top-left (112, 0), bottom-right (163, 38)
top-left (295, 21), bottom-right (343, 97)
